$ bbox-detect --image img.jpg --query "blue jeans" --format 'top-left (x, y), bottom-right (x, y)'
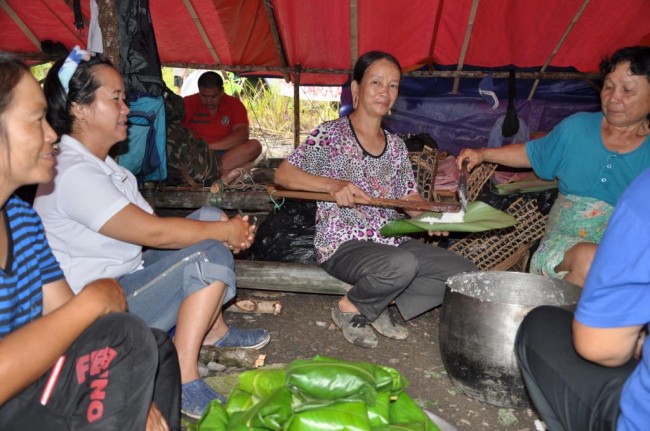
top-left (118, 207), bottom-right (236, 330)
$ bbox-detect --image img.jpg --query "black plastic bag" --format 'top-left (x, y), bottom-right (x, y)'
top-left (249, 200), bottom-right (317, 263)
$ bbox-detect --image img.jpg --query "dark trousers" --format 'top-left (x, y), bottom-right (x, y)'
top-left (515, 306), bottom-right (638, 431)
top-left (0, 313), bottom-right (181, 431)
top-left (321, 239), bottom-right (477, 321)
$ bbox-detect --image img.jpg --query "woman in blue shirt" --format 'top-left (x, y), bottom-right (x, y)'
top-left (0, 53), bottom-right (178, 430)
top-left (458, 46), bottom-right (650, 287)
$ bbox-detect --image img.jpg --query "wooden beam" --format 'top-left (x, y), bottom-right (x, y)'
top-left (1, 1), bottom-right (40, 50)
top-left (235, 260), bottom-right (351, 295)
top-left (182, 0), bottom-right (220, 64)
top-left (349, 0), bottom-right (358, 68)
top-left (261, 0), bottom-right (290, 82)
top-left (528, 0), bottom-right (591, 100)
top-left (452, 0), bottom-right (480, 94)
top-left (426, 0), bottom-right (446, 71)
top-left (11, 52), bottom-right (600, 81)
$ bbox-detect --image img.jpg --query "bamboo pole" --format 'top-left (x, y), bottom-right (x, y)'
top-left (182, 0), bottom-right (220, 64)
top-left (262, 0), bottom-right (291, 82)
top-left (1, 1), bottom-right (40, 50)
top-left (528, 0), bottom-right (591, 100)
top-left (452, 0), bottom-right (480, 94)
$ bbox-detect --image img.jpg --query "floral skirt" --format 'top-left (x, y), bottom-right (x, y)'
top-left (530, 194), bottom-right (613, 278)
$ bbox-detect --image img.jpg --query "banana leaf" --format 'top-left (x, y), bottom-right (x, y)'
top-left (389, 393), bottom-right (439, 430)
top-left (284, 400), bottom-right (371, 431)
top-left (226, 387), bottom-right (293, 430)
top-left (193, 400), bottom-right (228, 431)
top-left (381, 201), bottom-right (516, 235)
top-left (287, 356), bottom-right (381, 404)
top-left (367, 391), bottom-right (390, 426)
top-left (236, 368), bottom-right (287, 399)
top-left (378, 365), bottom-right (409, 396)
top-left (493, 178), bottom-right (557, 195)
top-left (372, 422), bottom-right (438, 431)
top-left (224, 388), bottom-right (257, 416)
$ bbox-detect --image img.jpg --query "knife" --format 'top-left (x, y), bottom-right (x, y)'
top-left (457, 159), bottom-right (469, 211)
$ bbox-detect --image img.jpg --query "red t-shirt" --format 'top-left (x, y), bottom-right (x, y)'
top-left (182, 93), bottom-right (249, 143)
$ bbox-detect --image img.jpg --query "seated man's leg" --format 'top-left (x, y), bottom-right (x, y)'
top-left (220, 139), bottom-right (263, 182)
top-left (515, 306), bottom-right (636, 431)
top-left (0, 313), bottom-right (174, 430)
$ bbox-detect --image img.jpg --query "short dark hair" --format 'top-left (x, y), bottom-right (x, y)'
top-left (197, 71), bottom-right (224, 90)
top-left (352, 51), bottom-right (402, 83)
top-left (0, 52), bottom-right (30, 132)
top-left (43, 53), bottom-right (113, 136)
top-left (599, 46), bottom-right (650, 84)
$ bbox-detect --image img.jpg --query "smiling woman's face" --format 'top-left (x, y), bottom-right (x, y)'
top-left (0, 72), bottom-right (58, 189)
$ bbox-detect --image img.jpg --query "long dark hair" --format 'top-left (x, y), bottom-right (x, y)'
top-left (43, 53), bottom-right (113, 136)
top-left (352, 51), bottom-right (402, 83)
top-left (0, 52), bottom-right (30, 136)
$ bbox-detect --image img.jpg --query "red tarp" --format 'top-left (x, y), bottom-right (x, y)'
top-left (1, 0), bottom-right (649, 85)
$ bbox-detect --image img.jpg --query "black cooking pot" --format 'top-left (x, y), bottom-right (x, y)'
top-left (439, 271), bottom-right (581, 408)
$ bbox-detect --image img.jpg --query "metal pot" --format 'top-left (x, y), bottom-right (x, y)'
top-left (439, 271), bottom-right (581, 408)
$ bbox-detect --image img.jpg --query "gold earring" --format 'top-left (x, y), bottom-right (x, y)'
top-left (388, 109), bottom-right (392, 115)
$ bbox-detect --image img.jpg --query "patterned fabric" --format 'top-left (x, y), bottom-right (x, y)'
top-left (286, 117), bottom-right (418, 263)
top-left (165, 88), bottom-right (221, 186)
top-left (530, 193), bottom-right (613, 278)
top-left (0, 196), bottom-right (64, 338)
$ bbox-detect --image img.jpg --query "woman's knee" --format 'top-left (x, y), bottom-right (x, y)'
top-left (559, 242), bottom-right (598, 281)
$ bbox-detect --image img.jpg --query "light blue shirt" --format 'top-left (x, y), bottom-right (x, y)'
top-left (526, 112), bottom-right (650, 206)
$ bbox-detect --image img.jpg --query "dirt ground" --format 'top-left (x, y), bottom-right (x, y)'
top-left (203, 287), bottom-right (545, 431)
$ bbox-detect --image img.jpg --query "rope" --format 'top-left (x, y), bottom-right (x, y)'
top-left (268, 191), bottom-right (285, 211)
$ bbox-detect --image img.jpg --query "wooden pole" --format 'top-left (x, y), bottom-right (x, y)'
top-left (452, 0), bottom-right (480, 94)
top-left (293, 66), bottom-right (301, 148)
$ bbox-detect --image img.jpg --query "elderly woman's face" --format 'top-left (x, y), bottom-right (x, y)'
top-left (0, 72), bottom-right (57, 188)
top-left (601, 61), bottom-right (650, 128)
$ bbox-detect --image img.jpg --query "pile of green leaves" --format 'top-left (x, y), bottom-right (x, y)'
top-left (190, 355), bottom-right (440, 431)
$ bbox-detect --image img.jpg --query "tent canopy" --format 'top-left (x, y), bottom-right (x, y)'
top-left (2, 0), bottom-right (649, 86)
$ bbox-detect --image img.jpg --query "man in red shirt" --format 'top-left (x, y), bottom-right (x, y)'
top-left (183, 72), bottom-right (262, 183)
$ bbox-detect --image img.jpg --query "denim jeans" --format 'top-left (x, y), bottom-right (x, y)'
top-left (118, 207), bottom-right (236, 331)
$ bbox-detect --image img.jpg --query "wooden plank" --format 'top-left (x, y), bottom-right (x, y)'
top-left (235, 260), bottom-right (351, 295)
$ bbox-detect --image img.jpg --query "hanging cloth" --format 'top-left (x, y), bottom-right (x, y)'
top-left (502, 68), bottom-right (520, 138)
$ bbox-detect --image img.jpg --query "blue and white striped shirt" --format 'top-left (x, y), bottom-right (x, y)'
top-left (0, 195), bottom-right (64, 338)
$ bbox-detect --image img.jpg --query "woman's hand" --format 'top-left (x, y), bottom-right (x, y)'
top-left (327, 179), bottom-right (371, 207)
top-left (146, 402), bottom-right (169, 431)
top-left (77, 278), bottom-right (127, 316)
top-left (224, 215), bottom-right (256, 253)
top-left (457, 148), bottom-right (485, 171)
